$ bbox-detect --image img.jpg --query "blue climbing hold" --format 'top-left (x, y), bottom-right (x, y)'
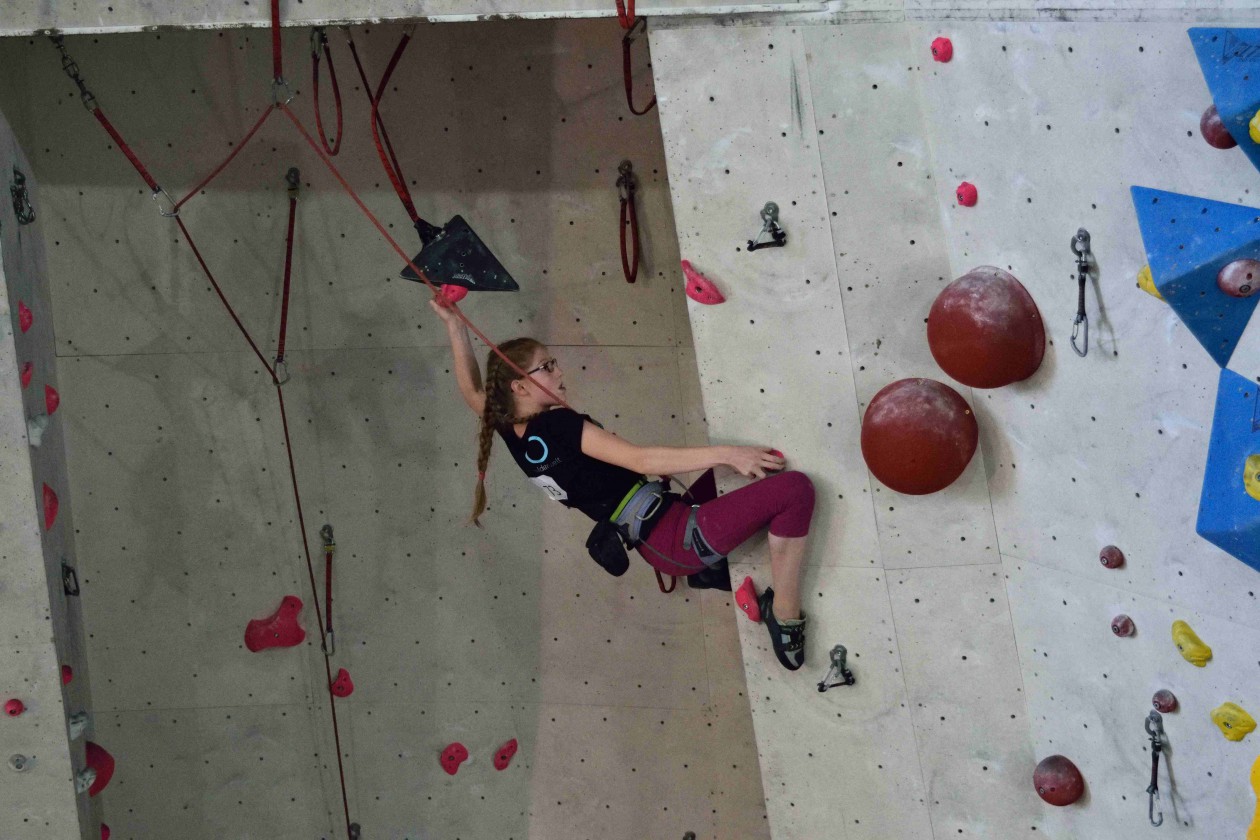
top-left (1196, 367), bottom-right (1260, 573)
top-left (1189, 28), bottom-right (1260, 175)
top-left (1130, 186), bottom-right (1260, 368)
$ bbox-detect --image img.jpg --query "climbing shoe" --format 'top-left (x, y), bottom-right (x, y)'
top-left (687, 558), bottom-right (732, 591)
top-left (758, 587), bottom-right (807, 671)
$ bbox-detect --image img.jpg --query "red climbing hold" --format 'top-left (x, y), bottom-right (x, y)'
top-left (1111, 614), bottom-right (1135, 637)
top-left (735, 576), bottom-right (762, 622)
top-left (101, 825), bottom-right (110, 840)
top-left (440, 285), bottom-right (468, 306)
top-left (17, 300), bottom-right (32, 333)
top-left (927, 266), bottom-right (1045, 389)
top-left (931, 37), bottom-right (953, 62)
top-left (4, 699), bottom-right (24, 717)
top-left (45, 385), bottom-right (60, 416)
top-left (440, 742), bottom-right (469, 776)
top-left (42, 483), bottom-right (58, 530)
top-left (20, 362), bottom-right (33, 389)
top-left (955, 182), bottom-right (978, 207)
top-left (1099, 545), bottom-right (1125, 569)
top-left (85, 741), bottom-right (115, 797)
top-left (1034, 754), bottom-right (1084, 806)
top-left (1217, 258), bottom-right (1260, 298)
top-left (860, 379), bottom-right (978, 495)
top-left (244, 595), bottom-right (306, 652)
top-left (1200, 104), bottom-right (1238, 150)
top-left (1152, 689), bottom-right (1178, 713)
top-left (681, 261), bottom-right (726, 306)
top-left (330, 668), bottom-right (354, 698)
top-left (62, 665), bottom-right (74, 685)
top-left (494, 738), bottom-right (518, 771)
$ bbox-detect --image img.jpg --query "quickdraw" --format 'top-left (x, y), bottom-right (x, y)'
top-left (322, 524), bottom-right (336, 656)
top-left (1070, 228), bottom-right (1091, 357)
top-left (310, 27), bottom-right (344, 156)
top-left (817, 644), bottom-right (856, 692)
top-left (617, 160), bottom-right (642, 283)
top-left (10, 167), bottom-right (36, 225)
top-left (621, 17), bottom-right (657, 116)
top-left (274, 167), bottom-right (300, 387)
top-left (1146, 709), bottom-right (1165, 827)
top-left (748, 202), bottom-right (787, 251)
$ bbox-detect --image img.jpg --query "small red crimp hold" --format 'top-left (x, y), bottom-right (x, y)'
top-left (1099, 545), bottom-right (1125, 569)
top-left (244, 595), bottom-right (306, 652)
top-left (931, 37), bottom-right (953, 63)
top-left (101, 825), bottom-right (111, 840)
top-left (4, 699), bottom-right (25, 717)
top-left (45, 385), bottom-right (60, 416)
top-left (440, 742), bottom-right (469, 776)
top-left (494, 738), bottom-right (518, 771)
top-left (18, 300), bottom-right (33, 333)
top-left (955, 182), bottom-right (978, 207)
top-left (440, 285), bottom-right (468, 306)
top-left (42, 483), bottom-right (59, 530)
top-left (20, 362), bottom-right (33, 389)
top-left (85, 741), bottom-right (115, 797)
top-left (61, 665), bottom-right (74, 685)
top-left (735, 576), bottom-right (762, 623)
top-left (681, 260), bottom-right (726, 306)
top-left (330, 668), bottom-right (354, 698)
top-left (1152, 689), bottom-right (1178, 713)
top-left (1111, 614), bottom-right (1135, 637)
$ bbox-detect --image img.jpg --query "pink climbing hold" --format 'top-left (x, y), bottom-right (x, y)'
top-left (440, 285), bottom-right (468, 305)
top-left (955, 182), bottom-right (978, 207)
top-left (85, 741), bottom-right (115, 797)
top-left (101, 825), bottom-right (111, 840)
top-left (1152, 689), bottom-right (1178, 713)
top-left (735, 576), bottom-right (762, 622)
top-left (931, 37), bottom-right (953, 63)
top-left (17, 300), bottom-right (32, 333)
top-left (20, 362), bottom-right (33, 389)
top-left (1111, 614), bottom-right (1135, 637)
top-left (4, 699), bottom-right (25, 717)
top-left (681, 260), bottom-right (726, 305)
top-left (1200, 104), bottom-right (1237, 150)
top-left (45, 385), bottom-right (60, 416)
top-left (42, 483), bottom-right (58, 530)
top-left (1099, 545), bottom-right (1125, 569)
top-left (1217, 258), bottom-right (1260, 298)
top-left (440, 742), bottom-right (469, 776)
top-left (62, 665), bottom-right (74, 685)
top-left (330, 668), bottom-right (354, 698)
top-left (494, 738), bottom-right (519, 771)
top-left (244, 595), bottom-right (306, 652)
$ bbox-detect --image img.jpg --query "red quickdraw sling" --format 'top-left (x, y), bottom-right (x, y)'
top-left (618, 10), bottom-right (657, 116)
top-left (616, 161), bottom-right (642, 284)
top-left (311, 27), bottom-right (344, 156)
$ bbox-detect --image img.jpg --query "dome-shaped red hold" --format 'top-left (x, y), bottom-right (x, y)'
top-left (4, 699), bottom-right (24, 717)
top-left (45, 385), bottom-right (60, 416)
top-left (1099, 545), bottom-right (1125, 569)
top-left (927, 266), bottom-right (1045, 389)
top-left (1217, 259), bottom-right (1260, 298)
top-left (1111, 614), bottom-right (1135, 637)
top-left (101, 825), bottom-right (110, 840)
top-left (17, 301), bottom-right (33, 333)
top-left (20, 362), bottom-right (33, 389)
top-left (860, 379), bottom-right (978, 495)
top-left (955, 182), bottom-right (978, 207)
top-left (439, 285), bottom-right (468, 306)
top-left (440, 742), bottom-right (469, 776)
top-left (1200, 104), bottom-right (1237, 149)
top-left (61, 665), bottom-right (74, 685)
top-left (1152, 690), bottom-right (1178, 713)
top-left (931, 37), bottom-right (953, 62)
top-left (1034, 755), bottom-right (1085, 806)
top-left (330, 668), bottom-right (354, 698)
top-left (42, 483), bottom-right (59, 530)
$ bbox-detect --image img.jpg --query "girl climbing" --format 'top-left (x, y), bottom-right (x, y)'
top-left (431, 299), bottom-right (816, 671)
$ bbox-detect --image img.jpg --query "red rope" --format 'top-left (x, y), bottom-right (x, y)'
top-left (177, 108), bottom-right (274, 209)
top-left (615, 0), bottom-right (636, 28)
top-left (92, 109), bottom-right (160, 192)
top-left (312, 36), bottom-right (343, 156)
top-left (270, 0), bottom-right (283, 80)
top-left (370, 33), bottom-right (420, 224)
top-left (276, 192), bottom-right (296, 362)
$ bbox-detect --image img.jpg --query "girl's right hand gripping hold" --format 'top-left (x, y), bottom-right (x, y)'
top-left (429, 297), bottom-right (461, 326)
top-left (726, 446), bottom-right (786, 480)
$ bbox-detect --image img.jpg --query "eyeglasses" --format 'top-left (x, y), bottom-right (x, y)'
top-left (525, 357), bottom-right (558, 376)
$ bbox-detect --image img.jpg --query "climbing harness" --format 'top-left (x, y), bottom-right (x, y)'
top-left (620, 15), bottom-right (657, 116)
top-left (322, 524), bottom-right (336, 657)
top-left (310, 28), bottom-right (344, 156)
top-left (1146, 709), bottom-right (1165, 827)
top-left (9, 167), bottom-right (35, 225)
top-left (1070, 228), bottom-right (1091, 357)
top-left (747, 202), bottom-right (787, 251)
top-left (617, 160), bottom-right (642, 283)
top-left (817, 644), bottom-right (856, 692)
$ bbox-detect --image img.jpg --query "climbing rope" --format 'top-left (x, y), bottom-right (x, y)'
top-left (616, 160), bottom-right (642, 283)
top-left (310, 28), bottom-right (344, 156)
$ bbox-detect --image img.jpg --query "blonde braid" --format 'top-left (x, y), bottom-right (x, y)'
top-left (469, 338), bottom-right (545, 526)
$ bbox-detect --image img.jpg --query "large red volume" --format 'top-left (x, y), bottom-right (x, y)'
top-left (927, 266), bottom-right (1045, 389)
top-left (244, 595), bottom-right (306, 652)
top-left (860, 379), bottom-right (978, 495)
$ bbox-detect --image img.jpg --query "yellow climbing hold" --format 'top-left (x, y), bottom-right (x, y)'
top-left (1251, 109), bottom-right (1260, 144)
top-left (1248, 755), bottom-right (1260, 840)
top-left (1247, 455), bottom-right (1260, 502)
top-left (1211, 702), bottom-right (1256, 742)
top-left (1171, 620), bottom-right (1212, 667)
top-left (1137, 265), bottom-right (1164, 300)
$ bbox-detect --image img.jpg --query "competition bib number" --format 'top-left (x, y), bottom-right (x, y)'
top-left (529, 474), bottom-right (568, 502)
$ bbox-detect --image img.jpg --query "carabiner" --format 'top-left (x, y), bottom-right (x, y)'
top-left (310, 26), bottom-right (327, 58)
top-left (274, 358), bottom-right (290, 386)
top-left (152, 188), bottom-right (179, 218)
top-left (1070, 228), bottom-right (1091, 357)
top-left (271, 77), bottom-right (295, 107)
top-left (1145, 710), bottom-right (1165, 827)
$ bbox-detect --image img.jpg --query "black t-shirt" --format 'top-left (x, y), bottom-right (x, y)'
top-left (497, 407), bottom-right (643, 522)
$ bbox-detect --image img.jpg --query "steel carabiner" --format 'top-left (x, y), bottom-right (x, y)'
top-left (1145, 710), bottom-right (1165, 827)
top-left (1070, 228), bottom-right (1091, 357)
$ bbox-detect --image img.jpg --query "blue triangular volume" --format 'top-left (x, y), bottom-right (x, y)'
top-left (1197, 367), bottom-right (1260, 573)
top-left (1130, 186), bottom-right (1260, 367)
top-left (1189, 28), bottom-right (1260, 176)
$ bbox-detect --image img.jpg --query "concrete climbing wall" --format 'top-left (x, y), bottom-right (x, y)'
top-left (0, 109), bottom-right (94, 838)
top-left (651, 13), bottom-right (1260, 840)
top-left (0, 18), bottom-right (770, 840)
